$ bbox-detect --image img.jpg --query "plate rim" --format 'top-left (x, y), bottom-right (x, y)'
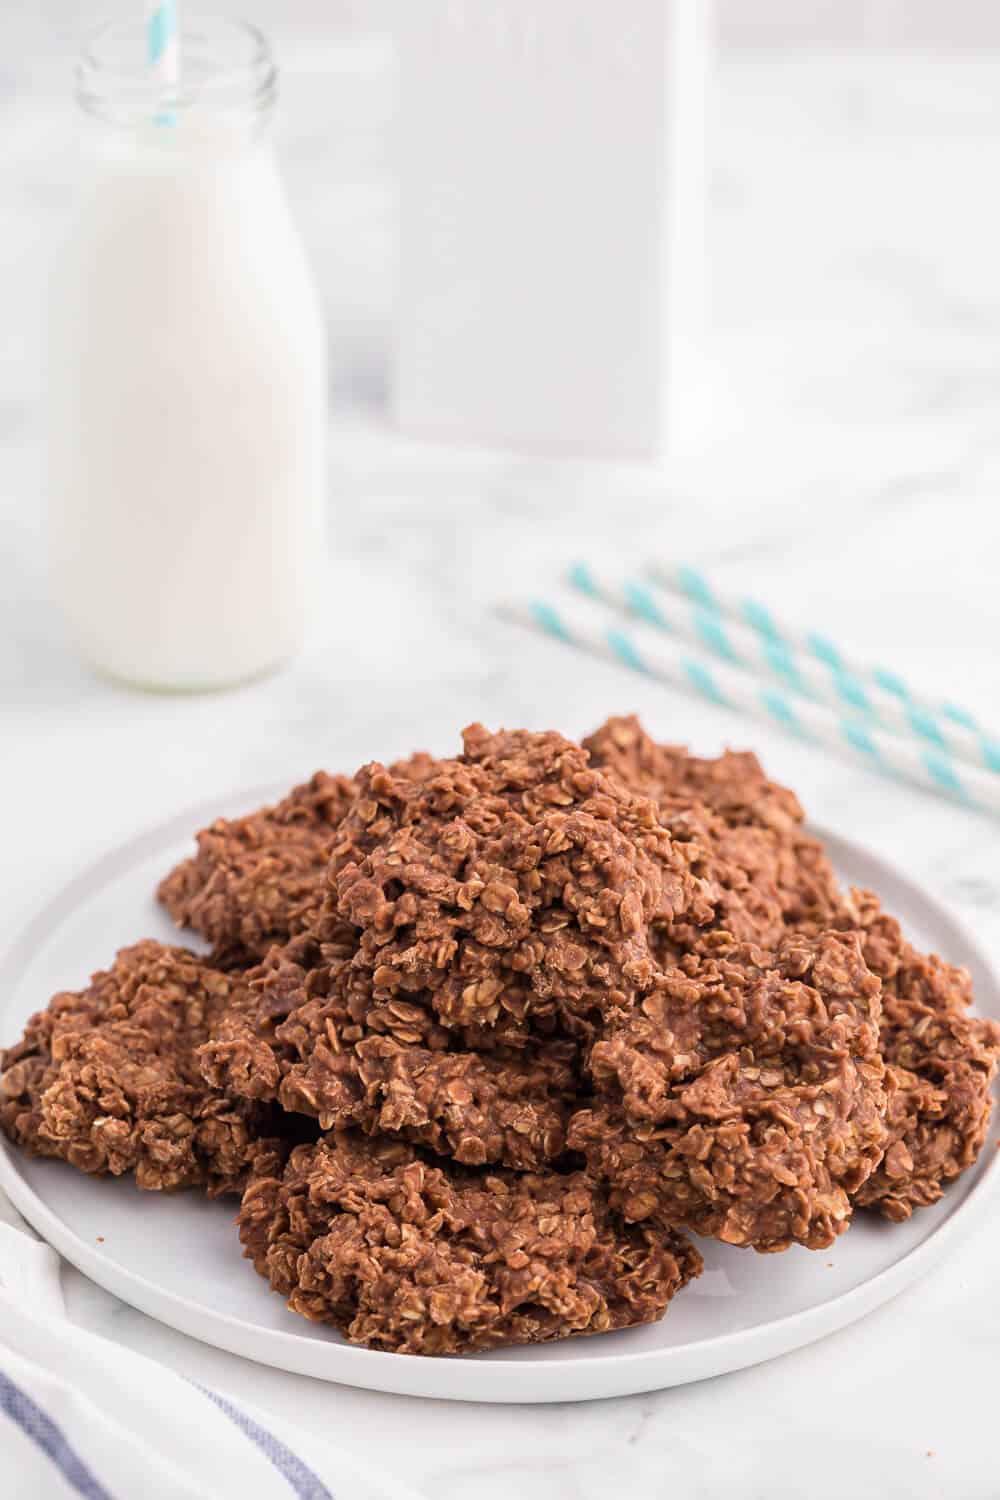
top-left (1, 790), bottom-right (997, 1404)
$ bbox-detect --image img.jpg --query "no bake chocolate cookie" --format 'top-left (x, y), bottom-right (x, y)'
top-left (238, 1130), bottom-right (702, 1353)
top-left (0, 941), bottom-right (282, 1193)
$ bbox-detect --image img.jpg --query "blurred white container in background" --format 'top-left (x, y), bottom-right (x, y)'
top-left (394, 0), bottom-right (708, 460)
top-left (50, 19), bottom-right (326, 691)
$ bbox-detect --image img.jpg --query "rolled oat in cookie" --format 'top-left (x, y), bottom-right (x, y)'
top-left (237, 1130), bottom-right (702, 1354)
top-left (568, 931), bottom-right (888, 1252)
top-left (0, 940), bottom-right (284, 1194)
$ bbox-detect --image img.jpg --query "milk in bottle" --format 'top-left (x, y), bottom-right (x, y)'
top-left (50, 20), bottom-right (326, 689)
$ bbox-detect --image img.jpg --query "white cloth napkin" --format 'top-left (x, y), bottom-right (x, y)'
top-left (0, 1219), bottom-right (423, 1500)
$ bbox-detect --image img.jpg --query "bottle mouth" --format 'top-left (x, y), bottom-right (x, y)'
top-left (77, 16), bottom-right (277, 128)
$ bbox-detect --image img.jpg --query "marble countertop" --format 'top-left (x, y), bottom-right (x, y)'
top-left (4, 33), bottom-right (1000, 1499)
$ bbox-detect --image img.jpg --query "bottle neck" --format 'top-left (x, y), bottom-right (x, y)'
top-left (76, 17), bottom-right (276, 145)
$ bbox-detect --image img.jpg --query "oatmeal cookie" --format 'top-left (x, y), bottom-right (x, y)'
top-left (826, 894), bottom-right (1000, 1220)
top-left (157, 771), bottom-right (357, 963)
top-left (568, 931), bottom-right (888, 1251)
top-left (0, 941), bottom-right (282, 1193)
top-left (587, 718), bottom-right (1000, 1221)
top-left (238, 1131), bottom-right (702, 1353)
top-left (318, 724), bottom-right (710, 1040)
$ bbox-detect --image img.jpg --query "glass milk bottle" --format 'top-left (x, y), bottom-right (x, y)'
top-left (50, 19), bottom-right (326, 690)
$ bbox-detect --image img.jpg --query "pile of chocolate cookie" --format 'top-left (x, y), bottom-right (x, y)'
top-left (3, 719), bottom-right (997, 1355)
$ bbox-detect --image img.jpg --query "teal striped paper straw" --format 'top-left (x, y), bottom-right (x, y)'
top-left (500, 594), bottom-right (1000, 816)
top-left (647, 559), bottom-right (1000, 774)
top-left (570, 561), bottom-right (1000, 778)
top-left (148, 0), bottom-right (179, 123)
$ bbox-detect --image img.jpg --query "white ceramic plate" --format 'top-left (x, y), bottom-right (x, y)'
top-left (1, 790), bottom-right (997, 1404)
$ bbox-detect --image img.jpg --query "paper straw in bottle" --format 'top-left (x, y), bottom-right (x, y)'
top-left (147, 0), bottom-right (179, 122)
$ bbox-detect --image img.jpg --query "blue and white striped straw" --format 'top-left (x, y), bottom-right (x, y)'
top-left (646, 558), bottom-right (1000, 773)
top-left (500, 593), bottom-right (1000, 816)
top-left (569, 561), bottom-right (1000, 778)
top-left (147, 0), bottom-right (179, 120)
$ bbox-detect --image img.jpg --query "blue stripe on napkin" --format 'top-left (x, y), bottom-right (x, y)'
top-left (0, 1370), bottom-right (115, 1500)
top-left (201, 1387), bottom-right (335, 1500)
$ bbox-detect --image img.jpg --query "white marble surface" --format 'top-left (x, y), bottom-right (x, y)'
top-left (4, 31), bottom-right (1000, 1499)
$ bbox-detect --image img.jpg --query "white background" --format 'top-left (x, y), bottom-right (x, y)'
top-left (3, 5), bottom-right (1000, 1498)
top-left (18, 0), bottom-right (1000, 47)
